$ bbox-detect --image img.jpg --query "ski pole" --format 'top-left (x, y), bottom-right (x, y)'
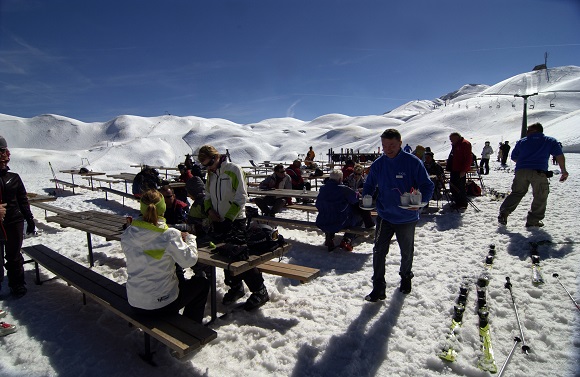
top-left (504, 277), bottom-right (530, 354)
top-left (552, 273), bottom-right (580, 311)
top-left (497, 336), bottom-right (521, 377)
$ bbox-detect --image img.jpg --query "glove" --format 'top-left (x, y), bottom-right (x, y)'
top-left (26, 219), bottom-right (36, 235)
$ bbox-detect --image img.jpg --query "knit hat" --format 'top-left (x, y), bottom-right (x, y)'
top-left (0, 136), bottom-right (7, 148)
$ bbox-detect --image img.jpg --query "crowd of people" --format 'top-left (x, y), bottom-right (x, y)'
top-left (0, 123), bottom-right (568, 335)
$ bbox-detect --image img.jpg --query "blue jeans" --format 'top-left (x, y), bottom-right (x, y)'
top-left (371, 216), bottom-right (417, 291)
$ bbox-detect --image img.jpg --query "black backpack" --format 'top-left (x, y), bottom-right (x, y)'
top-left (246, 223), bottom-right (285, 255)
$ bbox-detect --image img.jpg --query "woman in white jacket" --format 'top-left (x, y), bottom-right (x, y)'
top-left (121, 189), bottom-right (209, 323)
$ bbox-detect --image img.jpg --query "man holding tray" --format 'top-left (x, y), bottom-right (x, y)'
top-left (362, 129), bottom-right (434, 298)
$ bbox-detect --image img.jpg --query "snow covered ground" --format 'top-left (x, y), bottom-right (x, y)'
top-left (0, 66), bottom-right (579, 376)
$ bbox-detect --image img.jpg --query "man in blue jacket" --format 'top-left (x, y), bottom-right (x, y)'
top-left (362, 129), bottom-right (434, 299)
top-left (498, 123), bottom-right (568, 227)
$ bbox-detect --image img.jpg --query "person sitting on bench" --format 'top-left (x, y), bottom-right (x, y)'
top-left (255, 164), bottom-right (292, 217)
top-left (121, 189), bottom-right (209, 323)
top-left (316, 169), bottom-right (374, 252)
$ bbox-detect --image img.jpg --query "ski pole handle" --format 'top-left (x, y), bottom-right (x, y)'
top-left (504, 276), bottom-right (512, 290)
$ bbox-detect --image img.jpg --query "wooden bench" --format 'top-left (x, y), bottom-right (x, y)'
top-left (82, 176), bottom-right (123, 185)
top-left (258, 261), bottom-right (320, 283)
top-left (30, 202), bottom-right (75, 217)
top-left (98, 186), bottom-right (137, 206)
top-left (22, 244), bottom-right (217, 363)
top-left (252, 215), bottom-right (374, 236)
top-left (50, 178), bottom-right (83, 194)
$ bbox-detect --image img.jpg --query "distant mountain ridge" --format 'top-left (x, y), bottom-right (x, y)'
top-left (0, 65), bottom-right (578, 171)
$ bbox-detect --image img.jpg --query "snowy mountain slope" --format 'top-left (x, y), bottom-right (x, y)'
top-left (0, 65), bottom-right (578, 174)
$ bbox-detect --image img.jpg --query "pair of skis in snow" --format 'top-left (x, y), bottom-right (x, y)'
top-left (436, 277), bottom-right (498, 373)
top-left (437, 244), bottom-right (498, 373)
top-left (438, 243), bottom-right (545, 374)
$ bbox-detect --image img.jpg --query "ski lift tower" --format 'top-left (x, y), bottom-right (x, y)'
top-left (514, 93), bottom-right (538, 139)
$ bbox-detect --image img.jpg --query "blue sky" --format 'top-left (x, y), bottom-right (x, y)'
top-left (0, 0), bottom-right (578, 124)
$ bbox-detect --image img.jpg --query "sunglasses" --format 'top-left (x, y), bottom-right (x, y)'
top-left (201, 157), bottom-right (216, 167)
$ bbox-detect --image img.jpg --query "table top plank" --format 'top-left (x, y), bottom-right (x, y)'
top-left (247, 188), bottom-right (318, 200)
top-left (45, 210), bottom-right (290, 275)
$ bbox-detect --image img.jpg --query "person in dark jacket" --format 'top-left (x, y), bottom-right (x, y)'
top-left (159, 185), bottom-right (188, 225)
top-left (0, 135), bottom-right (35, 297)
top-left (316, 169), bottom-right (374, 252)
top-left (500, 141), bottom-right (511, 165)
top-left (132, 166), bottom-right (161, 198)
top-left (255, 164), bottom-right (292, 217)
top-left (185, 165), bottom-right (208, 235)
top-left (447, 132), bottom-right (472, 210)
top-left (423, 152), bottom-right (445, 200)
top-left (174, 164), bottom-right (193, 206)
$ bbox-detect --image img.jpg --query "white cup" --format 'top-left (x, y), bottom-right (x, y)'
top-left (400, 193), bottom-right (411, 206)
top-left (410, 192), bottom-right (422, 205)
top-left (362, 195), bottom-right (373, 208)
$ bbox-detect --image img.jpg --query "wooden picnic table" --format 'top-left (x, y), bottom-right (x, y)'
top-left (247, 187), bottom-right (319, 201)
top-left (130, 165), bottom-right (179, 179)
top-left (45, 210), bottom-right (290, 322)
top-left (59, 169), bottom-right (106, 193)
top-left (106, 173), bottom-right (136, 193)
top-left (106, 172), bottom-right (184, 193)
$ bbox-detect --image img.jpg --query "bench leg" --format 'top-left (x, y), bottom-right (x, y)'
top-left (209, 266), bottom-right (217, 323)
top-left (86, 232), bottom-right (94, 267)
top-left (139, 333), bottom-right (157, 365)
top-left (34, 261), bottom-right (41, 285)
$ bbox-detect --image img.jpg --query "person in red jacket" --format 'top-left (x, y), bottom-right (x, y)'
top-left (341, 160), bottom-right (355, 180)
top-left (174, 164), bottom-right (193, 205)
top-left (285, 160), bottom-right (311, 191)
top-left (447, 132), bottom-right (472, 210)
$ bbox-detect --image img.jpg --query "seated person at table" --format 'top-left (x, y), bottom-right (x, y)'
top-left (255, 164), bottom-right (292, 217)
top-left (316, 169), bottom-right (374, 252)
top-left (341, 159), bottom-right (355, 180)
top-left (185, 167), bottom-right (209, 235)
top-left (286, 160), bottom-right (311, 191)
top-left (344, 164), bottom-right (365, 193)
top-left (159, 185), bottom-right (188, 225)
top-left (132, 166), bottom-right (162, 198)
top-left (423, 152), bottom-right (445, 200)
top-left (174, 163), bottom-right (193, 205)
top-left (121, 189), bottom-right (209, 324)
top-left (412, 145), bottom-right (426, 161)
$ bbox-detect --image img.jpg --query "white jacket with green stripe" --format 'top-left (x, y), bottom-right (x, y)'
top-left (121, 218), bottom-right (198, 310)
top-left (204, 160), bottom-right (248, 221)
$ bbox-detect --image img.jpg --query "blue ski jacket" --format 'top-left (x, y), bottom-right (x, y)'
top-left (511, 132), bottom-right (563, 171)
top-left (362, 150), bottom-right (434, 224)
